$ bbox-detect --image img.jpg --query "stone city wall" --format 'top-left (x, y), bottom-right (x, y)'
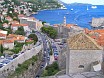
top-left (0, 43), bottom-right (43, 78)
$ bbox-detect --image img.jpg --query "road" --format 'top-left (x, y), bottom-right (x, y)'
top-left (34, 31), bottom-right (61, 78)
top-left (34, 31), bottom-right (50, 78)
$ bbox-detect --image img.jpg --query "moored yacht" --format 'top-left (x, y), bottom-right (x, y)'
top-left (91, 6), bottom-right (97, 9)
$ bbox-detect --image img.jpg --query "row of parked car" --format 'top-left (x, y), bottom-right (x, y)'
top-left (0, 51), bottom-right (25, 68)
top-left (51, 43), bottom-right (59, 60)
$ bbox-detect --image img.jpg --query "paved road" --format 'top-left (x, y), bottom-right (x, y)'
top-left (34, 31), bottom-right (50, 78)
top-left (34, 31), bottom-right (61, 78)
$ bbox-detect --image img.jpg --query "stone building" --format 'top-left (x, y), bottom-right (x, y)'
top-left (66, 33), bottom-right (103, 74)
top-left (91, 17), bottom-right (104, 29)
top-left (20, 17), bottom-right (43, 31)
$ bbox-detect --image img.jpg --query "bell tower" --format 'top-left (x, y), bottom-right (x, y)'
top-left (63, 16), bottom-right (66, 27)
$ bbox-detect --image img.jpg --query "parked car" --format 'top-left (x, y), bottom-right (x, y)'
top-left (13, 54), bottom-right (18, 59)
top-left (0, 56), bottom-right (5, 59)
top-left (40, 65), bottom-right (44, 68)
top-left (0, 63), bottom-right (3, 68)
top-left (6, 57), bottom-right (13, 60)
top-left (54, 56), bottom-right (58, 60)
top-left (21, 51), bottom-right (24, 54)
top-left (47, 57), bottom-right (50, 60)
top-left (1, 60), bottom-right (10, 64)
top-left (36, 75), bottom-right (39, 78)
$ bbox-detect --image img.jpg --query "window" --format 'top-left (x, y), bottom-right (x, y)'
top-left (78, 65), bottom-right (84, 68)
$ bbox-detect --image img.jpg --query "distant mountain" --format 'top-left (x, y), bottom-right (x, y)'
top-left (68, 3), bottom-right (92, 6)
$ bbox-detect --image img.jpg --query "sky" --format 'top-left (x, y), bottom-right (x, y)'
top-left (61, 0), bottom-right (104, 5)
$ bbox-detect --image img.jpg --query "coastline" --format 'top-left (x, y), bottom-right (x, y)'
top-left (32, 2), bottom-right (67, 15)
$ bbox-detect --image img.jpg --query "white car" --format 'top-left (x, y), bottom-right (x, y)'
top-left (0, 56), bottom-right (5, 59)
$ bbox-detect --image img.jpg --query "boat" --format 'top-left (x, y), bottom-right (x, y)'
top-left (91, 6), bottom-right (97, 9)
top-left (71, 8), bottom-right (73, 11)
top-left (87, 6), bottom-right (89, 10)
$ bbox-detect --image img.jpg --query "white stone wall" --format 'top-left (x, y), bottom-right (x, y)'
top-left (0, 36), bottom-right (6, 39)
top-left (3, 43), bottom-right (14, 49)
top-left (23, 26), bottom-right (29, 32)
top-left (66, 50), bottom-right (103, 74)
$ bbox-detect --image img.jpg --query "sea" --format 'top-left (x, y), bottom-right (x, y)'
top-left (32, 4), bottom-right (104, 30)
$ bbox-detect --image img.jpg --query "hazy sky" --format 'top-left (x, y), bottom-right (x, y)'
top-left (61, 0), bottom-right (104, 5)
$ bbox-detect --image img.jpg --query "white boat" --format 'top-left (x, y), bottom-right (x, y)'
top-left (87, 6), bottom-right (89, 10)
top-left (71, 8), bottom-right (73, 11)
top-left (91, 6), bottom-right (97, 9)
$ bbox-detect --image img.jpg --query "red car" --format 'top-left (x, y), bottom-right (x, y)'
top-left (54, 56), bottom-right (58, 60)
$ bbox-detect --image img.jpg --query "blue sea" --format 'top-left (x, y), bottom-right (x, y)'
top-left (32, 4), bottom-right (104, 29)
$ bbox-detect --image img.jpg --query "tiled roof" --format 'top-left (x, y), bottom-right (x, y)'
top-left (11, 24), bottom-right (28, 27)
top-left (7, 34), bottom-right (17, 38)
top-left (0, 33), bottom-right (6, 37)
top-left (16, 36), bottom-right (25, 41)
top-left (11, 24), bottom-right (20, 27)
top-left (66, 24), bottom-right (75, 28)
top-left (3, 40), bottom-right (14, 43)
top-left (18, 14), bottom-right (25, 17)
top-left (85, 29), bottom-right (104, 46)
top-left (67, 33), bottom-right (102, 50)
top-left (10, 21), bottom-right (19, 24)
top-left (7, 34), bottom-right (25, 41)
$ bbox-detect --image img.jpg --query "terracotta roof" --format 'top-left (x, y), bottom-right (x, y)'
top-left (7, 34), bottom-right (17, 38)
top-left (20, 24), bottom-right (28, 26)
top-left (10, 21), bottom-right (19, 24)
top-left (0, 33), bottom-right (6, 37)
top-left (66, 24), bottom-right (74, 28)
top-left (16, 36), bottom-right (25, 41)
top-left (11, 24), bottom-right (20, 27)
top-left (18, 14), bottom-right (25, 17)
top-left (93, 29), bottom-right (104, 34)
top-left (3, 40), bottom-right (14, 43)
top-left (67, 33), bottom-right (102, 50)
top-left (11, 24), bottom-right (28, 27)
top-left (86, 29), bottom-right (104, 46)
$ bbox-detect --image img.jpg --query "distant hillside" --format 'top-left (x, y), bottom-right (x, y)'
top-left (69, 3), bottom-right (92, 6)
top-left (7, 0), bottom-right (61, 12)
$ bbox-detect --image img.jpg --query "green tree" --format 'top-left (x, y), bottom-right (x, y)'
top-left (15, 26), bottom-right (25, 35)
top-left (28, 34), bottom-right (38, 44)
top-left (41, 26), bottom-right (57, 39)
top-left (3, 20), bottom-right (9, 24)
top-left (0, 44), bottom-right (4, 54)
top-left (42, 62), bottom-right (59, 77)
